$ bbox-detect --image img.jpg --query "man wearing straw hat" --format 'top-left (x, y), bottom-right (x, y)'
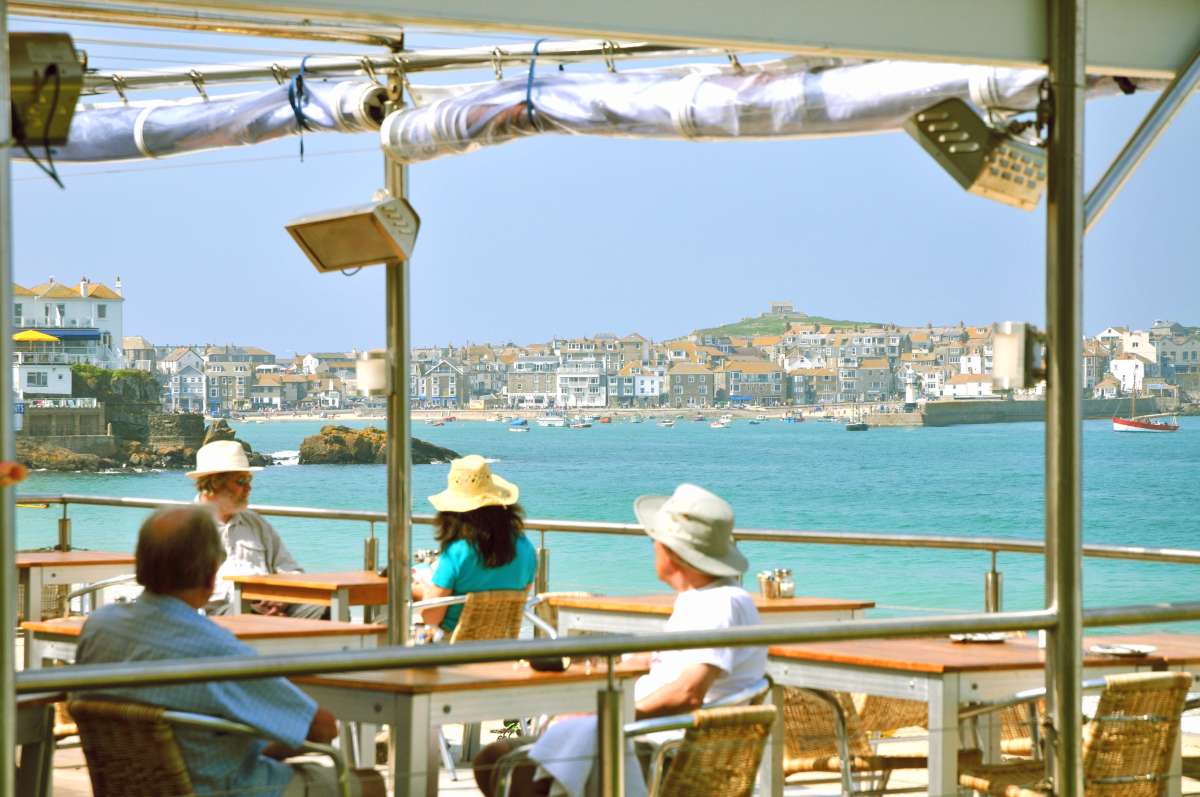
top-left (188, 440), bottom-right (325, 619)
top-left (473, 483), bottom-right (767, 797)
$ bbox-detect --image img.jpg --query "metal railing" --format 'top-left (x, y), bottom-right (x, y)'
top-left (15, 492), bottom-right (1200, 614)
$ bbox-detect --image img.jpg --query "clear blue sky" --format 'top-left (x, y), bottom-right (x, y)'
top-left (10, 18), bottom-right (1200, 357)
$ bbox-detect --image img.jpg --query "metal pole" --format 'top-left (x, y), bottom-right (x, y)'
top-left (1085, 45), bottom-right (1200, 232)
top-left (597, 656), bottom-right (625, 797)
top-left (0, 2), bottom-right (19, 791)
top-left (385, 69), bottom-right (412, 648)
top-left (1045, 1), bottom-right (1086, 795)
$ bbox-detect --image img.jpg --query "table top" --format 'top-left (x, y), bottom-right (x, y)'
top-left (17, 551), bottom-right (135, 569)
top-left (227, 571), bottom-right (387, 589)
top-left (548, 592), bottom-right (874, 615)
top-left (768, 633), bottom-right (1200, 674)
top-left (296, 659), bottom-right (648, 695)
top-left (22, 614), bottom-right (388, 640)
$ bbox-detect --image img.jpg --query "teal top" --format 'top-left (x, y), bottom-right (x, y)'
top-left (431, 534), bottom-right (537, 632)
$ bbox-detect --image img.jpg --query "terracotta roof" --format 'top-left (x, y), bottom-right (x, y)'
top-left (859, 358), bottom-right (890, 369)
top-left (243, 346), bottom-right (273, 356)
top-left (31, 281), bottom-right (80, 299)
top-left (255, 374), bottom-right (283, 387)
top-left (727, 360), bottom-right (781, 374)
top-left (790, 367), bottom-right (836, 377)
top-left (13, 283), bottom-right (34, 296)
top-left (81, 282), bottom-right (123, 300)
top-left (751, 335), bottom-right (782, 346)
top-left (948, 373), bottom-right (991, 384)
top-left (667, 362), bottom-right (712, 375)
top-left (122, 336), bottom-right (153, 350)
top-left (163, 346), bottom-right (198, 362)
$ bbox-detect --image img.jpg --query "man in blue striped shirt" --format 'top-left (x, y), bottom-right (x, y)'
top-left (77, 506), bottom-right (383, 796)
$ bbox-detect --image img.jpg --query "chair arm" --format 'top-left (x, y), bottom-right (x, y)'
top-left (958, 676), bottom-right (1108, 722)
top-left (523, 609), bottom-right (558, 639)
top-left (623, 677), bottom-right (772, 737)
top-left (494, 744), bottom-right (535, 797)
top-left (161, 710), bottom-right (350, 797)
top-left (411, 595), bottom-right (467, 610)
top-left (1185, 696), bottom-right (1199, 712)
top-left (63, 574), bottom-right (138, 616)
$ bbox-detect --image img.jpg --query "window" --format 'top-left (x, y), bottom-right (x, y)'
top-left (13, 303), bottom-right (21, 323)
top-left (27, 371), bottom-right (48, 387)
top-left (688, 375), bottom-right (695, 384)
top-left (97, 304), bottom-right (107, 319)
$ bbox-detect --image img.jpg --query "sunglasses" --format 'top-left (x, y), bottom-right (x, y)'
top-left (228, 475), bottom-right (253, 487)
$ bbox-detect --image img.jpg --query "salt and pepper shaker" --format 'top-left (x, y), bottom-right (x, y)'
top-left (773, 568), bottom-right (795, 598)
top-left (757, 570), bottom-right (781, 600)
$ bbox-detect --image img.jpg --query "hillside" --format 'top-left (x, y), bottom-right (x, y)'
top-left (692, 311), bottom-right (887, 339)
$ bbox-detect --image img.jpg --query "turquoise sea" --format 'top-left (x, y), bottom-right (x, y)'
top-left (15, 417), bottom-right (1199, 628)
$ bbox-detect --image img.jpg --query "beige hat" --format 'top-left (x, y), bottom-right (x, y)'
top-left (634, 483), bottom-right (747, 577)
top-left (428, 455), bottom-right (519, 513)
top-left (186, 440), bottom-right (263, 480)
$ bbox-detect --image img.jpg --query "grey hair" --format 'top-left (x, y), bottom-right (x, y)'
top-left (135, 506), bottom-right (227, 594)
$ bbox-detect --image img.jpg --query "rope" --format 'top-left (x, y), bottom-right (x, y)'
top-left (525, 38), bottom-right (547, 128)
top-left (286, 55), bottom-right (314, 161)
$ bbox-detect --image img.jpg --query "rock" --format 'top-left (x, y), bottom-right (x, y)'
top-left (17, 438), bottom-right (112, 472)
top-left (203, 419), bottom-right (238, 445)
top-left (299, 425), bottom-right (459, 465)
top-left (149, 414), bottom-right (206, 449)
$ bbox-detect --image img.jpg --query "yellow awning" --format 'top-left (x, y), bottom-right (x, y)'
top-left (12, 330), bottom-right (60, 342)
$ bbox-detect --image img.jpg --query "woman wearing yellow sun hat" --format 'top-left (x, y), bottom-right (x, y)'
top-left (412, 455), bottom-right (537, 633)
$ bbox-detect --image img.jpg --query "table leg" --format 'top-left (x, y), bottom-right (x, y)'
top-left (232, 583), bottom-right (246, 616)
top-left (16, 703), bottom-right (54, 797)
top-left (25, 630), bottom-right (44, 670)
top-left (928, 674), bottom-right (963, 797)
top-left (757, 683), bottom-right (785, 797)
top-left (331, 587), bottom-right (350, 623)
top-left (1166, 665), bottom-right (1183, 797)
top-left (392, 693), bottom-right (438, 797)
top-left (27, 566), bottom-right (44, 623)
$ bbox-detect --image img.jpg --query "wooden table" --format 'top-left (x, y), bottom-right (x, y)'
top-left (227, 571), bottom-right (388, 622)
top-left (766, 634), bottom-right (1184, 797)
top-left (21, 614), bottom-right (387, 670)
top-left (17, 551), bottom-right (135, 621)
top-left (550, 593), bottom-right (874, 636)
top-left (297, 660), bottom-right (646, 797)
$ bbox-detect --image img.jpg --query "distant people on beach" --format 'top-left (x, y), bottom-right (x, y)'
top-left (411, 455), bottom-right (537, 635)
top-left (189, 440), bottom-right (326, 619)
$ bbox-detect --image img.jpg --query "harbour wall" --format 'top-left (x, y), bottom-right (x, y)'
top-left (918, 397), bottom-right (1165, 427)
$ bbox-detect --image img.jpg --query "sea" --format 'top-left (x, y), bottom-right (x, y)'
top-left (14, 417), bottom-right (1199, 629)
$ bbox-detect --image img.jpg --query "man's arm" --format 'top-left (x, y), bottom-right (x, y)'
top-left (634, 663), bottom-right (721, 720)
top-left (262, 707), bottom-right (338, 759)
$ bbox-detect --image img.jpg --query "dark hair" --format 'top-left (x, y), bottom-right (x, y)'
top-left (434, 503), bottom-right (525, 569)
top-left (135, 506), bottom-right (227, 594)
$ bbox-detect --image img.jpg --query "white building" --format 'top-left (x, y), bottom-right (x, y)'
top-left (556, 359), bottom-right (607, 408)
top-left (634, 365), bottom-right (666, 402)
top-left (942, 373), bottom-right (994, 399)
top-left (12, 278), bottom-right (125, 367)
top-left (1109, 354), bottom-right (1149, 393)
top-left (1119, 330), bottom-right (1156, 362)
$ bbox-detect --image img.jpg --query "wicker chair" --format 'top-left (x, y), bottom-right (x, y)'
top-left (959, 671), bottom-right (1193, 796)
top-left (528, 591), bottom-right (594, 638)
top-left (643, 705), bottom-right (778, 797)
top-left (69, 698), bottom-right (350, 797)
top-left (853, 694), bottom-right (929, 736)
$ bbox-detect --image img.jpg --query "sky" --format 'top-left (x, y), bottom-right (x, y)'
top-left (8, 17), bottom-right (1200, 357)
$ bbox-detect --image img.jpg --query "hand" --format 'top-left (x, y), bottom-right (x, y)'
top-left (251, 600), bottom-right (289, 616)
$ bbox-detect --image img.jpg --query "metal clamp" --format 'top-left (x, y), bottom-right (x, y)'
top-left (188, 69), bottom-right (208, 101)
top-left (269, 63), bottom-right (289, 85)
top-left (110, 74), bottom-right (128, 104)
top-left (491, 47), bottom-right (505, 80)
top-left (360, 56), bottom-right (382, 86)
top-left (601, 40), bottom-right (618, 73)
top-left (727, 51), bottom-right (744, 73)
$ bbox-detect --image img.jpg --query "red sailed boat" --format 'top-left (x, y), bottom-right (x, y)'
top-left (1112, 392), bottom-right (1179, 433)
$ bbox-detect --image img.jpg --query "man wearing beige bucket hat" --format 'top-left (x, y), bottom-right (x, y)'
top-left (188, 440), bottom-right (325, 619)
top-left (474, 483), bottom-right (766, 797)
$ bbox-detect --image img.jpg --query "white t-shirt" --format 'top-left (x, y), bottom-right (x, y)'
top-left (634, 581), bottom-right (767, 704)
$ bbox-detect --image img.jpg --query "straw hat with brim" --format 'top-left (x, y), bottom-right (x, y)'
top-left (634, 483), bottom-right (748, 577)
top-left (186, 440), bottom-right (263, 480)
top-left (428, 455), bottom-right (519, 513)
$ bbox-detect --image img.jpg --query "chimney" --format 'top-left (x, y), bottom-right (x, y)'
top-left (80, 276), bottom-right (89, 297)
top-left (114, 276), bottom-right (123, 296)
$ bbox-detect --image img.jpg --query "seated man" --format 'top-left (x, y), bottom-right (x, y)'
top-left (473, 483), bottom-right (767, 797)
top-left (76, 506), bottom-right (383, 797)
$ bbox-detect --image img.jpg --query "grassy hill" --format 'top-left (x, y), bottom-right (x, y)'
top-left (692, 312), bottom-right (887, 339)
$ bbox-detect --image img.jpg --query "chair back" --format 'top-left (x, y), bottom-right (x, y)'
top-left (781, 687), bottom-right (873, 775)
top-left (1081, 671), bottom-right (1192, 797)
top-left (68, 699), bottom-right (194, 797)
top-left (649, 705), bottom-right (777, 797)
top-left (532, 591), bottom-right (593, 637)
top-left (449, 589), bottom-right (528, 644)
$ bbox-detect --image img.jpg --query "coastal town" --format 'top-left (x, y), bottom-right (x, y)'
top-left (11, 279), bottom-right (1197, 416)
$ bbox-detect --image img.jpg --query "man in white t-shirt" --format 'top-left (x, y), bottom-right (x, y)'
top-left (473, 483), bottom-right (766, 797)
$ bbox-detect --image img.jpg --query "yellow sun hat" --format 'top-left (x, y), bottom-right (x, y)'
top-left (428, 455), bottom-right (519, 513)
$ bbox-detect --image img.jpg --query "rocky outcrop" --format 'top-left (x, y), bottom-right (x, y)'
top-left (16, 438), bottom-right (117, 472)
top-left (202, 418), bottom-right (271, 467)
top-left (149, 413), bottom-right (206, 449)
top-left (71, 365), bottom-right (161, 442)
top-left (299, 425), bottom-right (459, 465)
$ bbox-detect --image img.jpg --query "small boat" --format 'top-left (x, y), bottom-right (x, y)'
top-left (675, 414), bottom-right (685, 419)
top-left (719, 413), bottom-right (733, 423)
top-left (1112, 393), bottom-right (1179, 433)
top-left (508, 425), bottom-right (529, 433)
top-left (748, 419), bottom-right (761, 425)
top-left (783, 413), bottom-right (804, 423)
top-left (598, 416), bottom-right (612, 424)
top-left (692, 413), bottom-right (705, 422)
top-left (657, 419), bottom-right (676, 428)
top-left (630, 414), bottom-right (644, 424)
top-left (569, 420), bottom-right (592, 429)
top-left (756, 414), bottom-right (768, 421)
top-left (509, 418), bottom-right (528, 427)
top-left (846, 419), bottom-right (869, 431)
top-left (536, 414), bottom-right (567, 428)
top-left (429, 420), bottom-right (444, 427)
top-left (710, 420), bottom-right (729, 429)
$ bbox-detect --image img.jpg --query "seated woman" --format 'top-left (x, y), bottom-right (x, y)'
top-left (412, 455), bottom-right (537, 635)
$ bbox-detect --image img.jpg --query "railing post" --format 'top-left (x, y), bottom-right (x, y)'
top-left (597, 656), bottom-right (625, 797)
top-left (363, 522), bottom-right (378, 572)
top-left (536, 531), bottom-right (549, 595)
top-left (57, 503), bottom-right (72, 551)
top-left (984, 551), bottom-right (1003, 613)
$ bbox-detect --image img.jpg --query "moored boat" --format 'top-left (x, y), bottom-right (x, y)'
top-left (709, 420), bottom-right (729, 429)
top-left (657, 419), bottom-right (675, 428)
top-left (1112, 392), bottom-right (1179, 432)
top-left (535, 414), bottom-right (567, 427)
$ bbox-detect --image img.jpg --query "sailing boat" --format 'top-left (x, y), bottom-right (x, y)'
top-left (1112, 389), bottom-right (1179, 433)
